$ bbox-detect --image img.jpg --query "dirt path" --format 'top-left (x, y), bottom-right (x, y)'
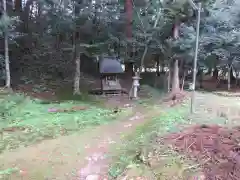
top-left (0, 105), bottom-right (160, 180)
top-left (2, 91), bottom-right (234, 180)
top-left (161, 92), bottom-right (240, 180)
top-left (190, 92), bottom-right (240, 127)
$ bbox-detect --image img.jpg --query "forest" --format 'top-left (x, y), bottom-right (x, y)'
top-left (1, 0), bottom-right (240, 94)
top-left (1, 0), bottom-right (240, 180)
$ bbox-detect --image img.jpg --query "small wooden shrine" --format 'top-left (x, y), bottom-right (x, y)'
top-left (99, 57), bottom-right (124, 94)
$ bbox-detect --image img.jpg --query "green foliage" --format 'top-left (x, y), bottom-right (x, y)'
top-left (0, 93), bottom-right (128, 153)
top-left (0, 167), bottom-right (19, 178)
top-left (1, 0), bottom-right (240, 84)
top-left (0, 14), bottom-right (11, 36)
top-left (199, 0), bottom-right (240, 69)
top-left (0, 13), bottom-right (21, 39)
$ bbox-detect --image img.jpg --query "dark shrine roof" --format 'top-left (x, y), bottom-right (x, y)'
top-left (99, 57), bottom-right (124, 74)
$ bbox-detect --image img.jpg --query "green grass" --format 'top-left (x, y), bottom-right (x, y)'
top-left (0, 92), bottom-right (130, 153)
top-left (137, 85), bottom-right (166, 106)
top-left (55, 86), bottom-right (103, 104)
top-left (108, 103), bottom-right (197, 179)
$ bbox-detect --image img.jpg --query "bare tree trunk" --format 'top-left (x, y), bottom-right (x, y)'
top-left (72, 1), bottom-right (80, 95)
top-left (171, 20), bottom-right (180, 93)
top-left (167, 66), bottom-right (171, 92)
top-left (73, 52), bottom-right (81, 95)
top-left (156, 58), bottom-right (160, 75)
top-left (4, 32), bottom-right (10, 88)
top-left (230, 66), bottom-right (236, 81)
top-left (171, 59), bottom-right (180, 92)
top-left (154, 58), bottom-right (160, 87)
top-left (124, 0), bottom-right (133, 77)
top-left (213, 68), bottom-right (218, 79)
top-left (181, 71), bottom-right (186, 90)
top-left (125, 0), bottom-right (133, 38)
top-left (125, 62), bottom-right (134, 75)
top-left (161, 61), bottom-right (165, 73)
top-left (14, 0), bottom-right (22, 11)
top-left (3, 0), bottom-right (11, 88)
top-left (235, 69), bottom-right (239, 86)
top-left (228, 66), bottom-right (231, 91)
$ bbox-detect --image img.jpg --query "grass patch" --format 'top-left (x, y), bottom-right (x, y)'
top-left (108, 103), bottom-right (199, 179)
top-left (0, 92), bottom-right (131, 153)
top-left (55, 86), bottom-right (105, 106)
top-left (137, 85), bottom-right (165, 106)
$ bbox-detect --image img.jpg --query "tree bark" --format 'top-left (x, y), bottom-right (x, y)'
top-left (167, 65), bottom-right (171, 92)
top-left (4, 31), bottom-right (10, 88)
top-left (170, 20), bottom-right (180, 93)
top-left (125, 62), bottom-right (134, 75)
top-left (235, 69), bottom-right (239, 86)
top-left (181, 71), bottom-right (186, 90)
top-left (230, 67), bottom-right (236, 81)
top-left (72, 0), bottom-right (81, 95)
top-left (156, 57), bottom-right (160, 76)
top-left (125, 0), bottom-right (133, 38)
top-left (14, 0), bottom-right (22, 12)
top-left (73, 52), bottom-right (81, 95)
top-left (213, 68), bottom-right (218, 79)
top-left (154, 58), bottom-right (160, 87)
top-left (161, 61), bottom-right (165, 73)
top-left (171, 59), bottom-right (180, 92)
top-left (228, 65), bottom-right (231, 91)
top-left (124, 0), bottom-right (133, 75)
top-left (198, 69), bottom-right (203, 88)
top-left (3, 0), bottom-right (11, 88)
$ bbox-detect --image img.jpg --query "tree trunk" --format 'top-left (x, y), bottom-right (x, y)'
top-left (73, 0), bottom-right (80, 95)
top-left (14, 0), bottom-right (22, 12)
top-left (235, 70), bottom-right (239, 86)
top-left (73, 52), bottom-right (81, 95)
top-left (125, 0), bottom-right (132, 38)
top-left (198, 69), bottom-right (203, 88)
top-left (181, 71), bottom-right (186, 90)
top-left (230, 67), bottom-right (236, 81)
top-left (171, 20), bottom-right (180, 93)
top-left (4, 31), bottom-right (11, 88)
top-left (228, 66), bottom-right (231, 91)
top-left (167, 66), bottom-right (171, 92)
top-left (156, 57), bottom-right (160, 76)
top-left (213, 68), bottom-right (218, 79)
top-left (154, 58), bottom-right (160, 87)
top-left (161, 61), bottom-right (165, 73)
top-left (171, 59), bottom-right (180, 92)
top-left (20, 0), bottom-right (33, 32)
top-left (125, 62), bottom-right (134, 75)
top-left (124, 0), bottom-right (133, 76)
top-left (3, 0), bottom-right (11, 88)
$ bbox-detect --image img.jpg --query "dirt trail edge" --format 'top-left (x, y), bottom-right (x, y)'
top-left (0, 103), bottom-right (176, 180)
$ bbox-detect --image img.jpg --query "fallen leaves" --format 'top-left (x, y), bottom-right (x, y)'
top-left (163, 124), bottom-right (240, 180)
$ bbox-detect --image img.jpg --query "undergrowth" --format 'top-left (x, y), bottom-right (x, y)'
top-left (137, 85), bottom-right (165, 106)
top-left (108, 103), bottom-right (198, 179)
top-left (55, 86), bottom-right (103, 105)
top-left (0, 92), bottom-right (130, 153)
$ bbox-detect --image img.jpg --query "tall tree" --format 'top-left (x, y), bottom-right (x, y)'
top-left (2, 0), bottom-right (11, 88)
top-left (14, 0), bottom-right (22, 12)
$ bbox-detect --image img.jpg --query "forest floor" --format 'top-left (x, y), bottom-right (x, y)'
top-left (0, 84), bottom-right (168, 179)
top-left (110, 92), bottom-right (240, 180)
top-left (1, 85), bottom-right (240, 180)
